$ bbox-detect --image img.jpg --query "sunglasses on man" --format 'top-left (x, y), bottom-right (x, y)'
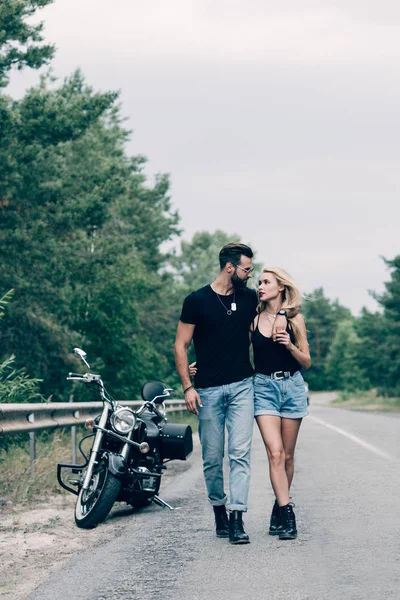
top-left (233, 264), bottom-right (254, 274)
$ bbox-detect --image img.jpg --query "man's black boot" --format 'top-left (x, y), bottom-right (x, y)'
top-left (213, 505), bottom-right (229, 538)
top-left (269, 500), bottom-right (282, 536)
top-left (229, 510), bottom-right (250, 544)
top-left (279, 503), bottom-right (297, 540)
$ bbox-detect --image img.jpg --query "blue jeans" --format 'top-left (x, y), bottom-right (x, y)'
top-left (197, 376), bottom-right (254, 512)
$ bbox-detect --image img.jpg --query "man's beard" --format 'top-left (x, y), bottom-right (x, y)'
top-left (231, 272), bottom-right (248, 289)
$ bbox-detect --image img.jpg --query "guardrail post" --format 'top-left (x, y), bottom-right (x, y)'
top-left (27, 413), bottom-right (36, 473)
top-left (72, 410), bottom-right (80, 464)
top-left (69, 392), bottom-right (77, 463)
top-left (29, 432), bottom-right (36, 473)
top-left (71, 426), bottom-right (76, 463)
top-left (26, 409), bottom-right (36, 473)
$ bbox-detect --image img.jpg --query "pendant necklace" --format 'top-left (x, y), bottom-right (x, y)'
top-left (214, 289), bottom-right (236, 315)
top-left (264, 311), bottom-right (276, 322)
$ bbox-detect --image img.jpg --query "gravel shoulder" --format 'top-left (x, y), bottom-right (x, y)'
top-left (0, 443), bottom-right (197, 600)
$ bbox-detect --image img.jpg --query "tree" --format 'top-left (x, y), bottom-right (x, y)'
top-left (354, 308), bottom-right (386, 390)
top-left (367, 256), bottom-right (400, 395)
top-left (170, 230), bottom-right (260, 293)
top-left (302, 288), bottom-right (352, 390)
top-left (0, 0), bottom-right (55, 87)
top-left (0, 0), bottom-right (183, 399)
top-left (0, 291), bottom-right (43, 405)
top-left (325, 320), bottom-right (365, 391)
top-left (0, 71), bottom-right (180, 399)
top-left (0, 72), bottom-right (117, 394)
top-left (0, 290), bottom-right (45, 455)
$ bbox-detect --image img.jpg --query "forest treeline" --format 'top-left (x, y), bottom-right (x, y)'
top-left (1, 1), bottom-right (399, 406)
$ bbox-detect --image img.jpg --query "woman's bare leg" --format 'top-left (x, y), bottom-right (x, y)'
top-left (281, 418), bottom-right (302, 489)
top-left (256, 415), bottom-right (289, 506)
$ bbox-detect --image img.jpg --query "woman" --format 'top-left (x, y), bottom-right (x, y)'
top-left (252, 267), bottom-right (311, 540)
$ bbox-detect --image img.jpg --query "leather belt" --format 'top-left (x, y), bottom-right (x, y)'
top-left (258, 370), bottom-right (299, 380)
top-left (270, 370), bottom-right (292, 380)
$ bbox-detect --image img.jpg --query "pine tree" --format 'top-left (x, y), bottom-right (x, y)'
top-left (370, 256), bottom-right (400, 395)
top-left (302, 289), bottom-right (352, 390)
top-left (325, 320), bottom-right (366, 391)
top-left (0, 0), bottom-right (55, 87)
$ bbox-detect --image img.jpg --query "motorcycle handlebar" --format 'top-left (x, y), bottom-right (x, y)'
top-left (67, 373), bottom-right (103, 386)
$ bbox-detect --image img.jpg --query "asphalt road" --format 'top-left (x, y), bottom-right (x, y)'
top-left (27, 394), bottom-right (400, 600)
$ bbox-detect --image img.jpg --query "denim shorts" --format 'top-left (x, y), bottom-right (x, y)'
top-left (254, 371), bottom-right (308, 419)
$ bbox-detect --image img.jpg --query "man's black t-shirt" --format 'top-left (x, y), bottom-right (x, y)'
top-left (180, 285), bottom-right (258, 388)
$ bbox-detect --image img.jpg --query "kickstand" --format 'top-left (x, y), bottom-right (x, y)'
top-left (153, 495), bottom-right (181, 511)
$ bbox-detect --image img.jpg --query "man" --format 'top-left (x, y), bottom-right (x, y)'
top-left (174, 242), bottom-right (286, 544)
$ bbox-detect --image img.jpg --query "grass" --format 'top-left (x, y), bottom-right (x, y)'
top-left (0, 411), bottom-right (197, 506)
top-left (331, 389), bottom-right (400, 412)
top-left (0, 427), bottom-right (87, 505)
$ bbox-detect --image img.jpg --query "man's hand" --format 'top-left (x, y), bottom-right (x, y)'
top-left (185, 387), bottom-right (202, 416)
top-left (272, 314), bottom-right (287, 341)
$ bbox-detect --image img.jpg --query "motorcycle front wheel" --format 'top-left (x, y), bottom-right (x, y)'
top-left (74, 459), bottom-right (121, 529)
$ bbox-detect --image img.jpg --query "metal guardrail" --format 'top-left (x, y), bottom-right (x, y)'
top-left (0, 400), bottom-right (187, 435)
top-left (0, 400), bottom-right (188, 472)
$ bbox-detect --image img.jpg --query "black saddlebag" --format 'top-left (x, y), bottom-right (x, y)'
top-left (160, 423), bottom-right (193, 460)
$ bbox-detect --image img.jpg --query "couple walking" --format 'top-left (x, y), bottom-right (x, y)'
top-left (174, 242), bottom-right (311, 544)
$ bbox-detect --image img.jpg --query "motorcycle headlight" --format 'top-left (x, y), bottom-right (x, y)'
top-left (111, 408), bottom-right (136, 435)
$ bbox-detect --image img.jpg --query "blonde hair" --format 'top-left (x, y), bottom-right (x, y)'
top-left (257, 267), bottom-right (303, 342)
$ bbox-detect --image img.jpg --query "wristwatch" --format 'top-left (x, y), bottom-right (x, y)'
top-left (277, 309), bottom-right (287, 317)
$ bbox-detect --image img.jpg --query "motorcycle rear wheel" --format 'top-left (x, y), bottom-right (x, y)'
top-left (75, 460), bottom-right (121, 529)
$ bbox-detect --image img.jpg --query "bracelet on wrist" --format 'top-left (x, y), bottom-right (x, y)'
top-left (183, 385), bottom-right (194, 394)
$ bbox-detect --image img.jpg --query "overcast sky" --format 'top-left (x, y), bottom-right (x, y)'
top-left (7, 0), bottom-right (400, 313)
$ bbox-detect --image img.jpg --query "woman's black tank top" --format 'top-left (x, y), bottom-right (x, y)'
top-left (252, 319), bottom-right (301, 375)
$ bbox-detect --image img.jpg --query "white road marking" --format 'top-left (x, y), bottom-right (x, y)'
top-left (308, 415), bottom-right (393, 461)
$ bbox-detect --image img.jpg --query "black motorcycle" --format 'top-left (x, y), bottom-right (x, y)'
top-left (57, 348), bottom-right (193, 529)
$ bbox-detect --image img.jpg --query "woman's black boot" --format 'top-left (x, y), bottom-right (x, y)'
top-left (269, 500), bottom-right (282, 536)
top-left (213, 505), bottom-right (229, 537)
top-left (229, 511), bottom-right (250, 544)
top-left (279, 503), bottom-right (297, 539)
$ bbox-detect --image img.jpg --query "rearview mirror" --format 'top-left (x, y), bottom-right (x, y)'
top-left (73, 348), bottom-right (90, 369)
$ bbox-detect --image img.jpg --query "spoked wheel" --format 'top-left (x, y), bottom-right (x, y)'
top-left (74, 459), bottom-right (121, 529)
